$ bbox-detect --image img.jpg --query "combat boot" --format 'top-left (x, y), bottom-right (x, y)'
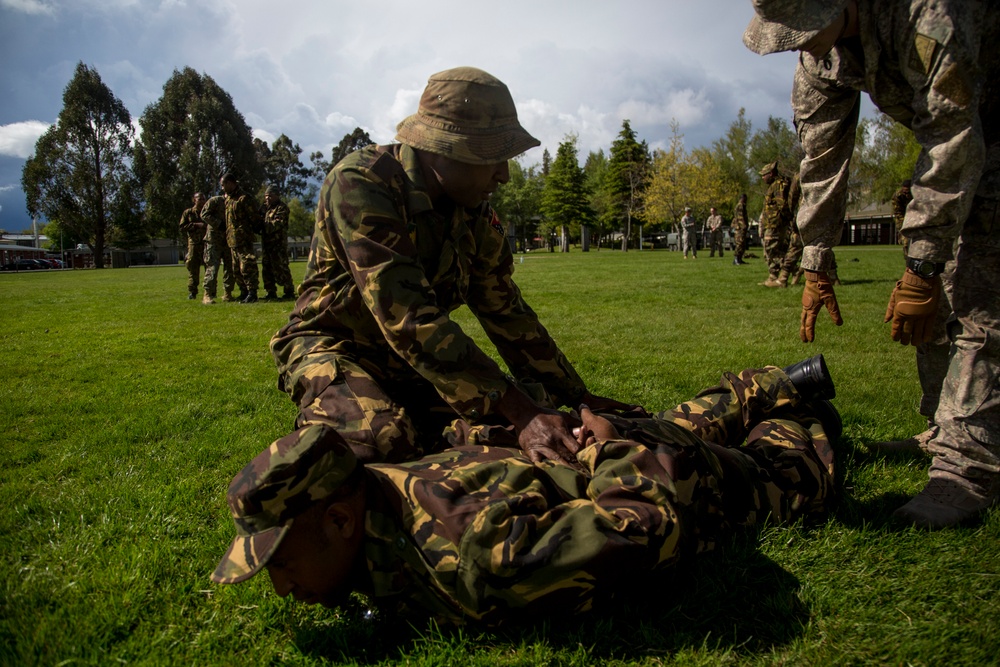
top-left (202, 293), bottom-right (216, 305)
top-left (222, 292), bottom-right (233, 302)
top-left (777, 269), bottom-right (790, 287)
top-left (867, 426), bottom-right (936, 456)
top-left (759, 274), bottom-right (782, 287)
top-left (241, 291), bottom-right (258, 304)
top-left (188, 292), bottom-right (197, 300)
top-left (733, 258), bottom-right (741, 266)
top-left (893, 476), bottom-right (999, 529)
top-left (791, 268), bottom-right (805, 286)
top-left (283, 288), bottom-right (295, 300)
top-left (264, 290), bottom-right (278, 300)
top-left (783, 354), bottom-right (836, 401)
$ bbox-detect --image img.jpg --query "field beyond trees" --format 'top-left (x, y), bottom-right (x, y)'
top-left (1, 247), bottom-right (997, 666)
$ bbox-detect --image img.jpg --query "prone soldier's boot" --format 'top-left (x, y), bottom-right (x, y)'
top-left (777, 269), bottom-right (790, 288)
top-left (241, 290), bottom-right (259, 304)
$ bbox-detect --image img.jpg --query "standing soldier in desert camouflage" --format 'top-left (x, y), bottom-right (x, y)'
top-left (221, 172), bottom-right (262, 304)
top-left (199, 195), bottom-right (237, 304)
top-left (891, 180), bottom-right (913, 255)
top-left (213, 357), bottom-right (839, 626)
top-left (261, 185), bottom-right (296, 301)
top-left (270, 66), bottom-right (629, 468)
top-left (732, 193), bottom-right (749, 265)
top-left (680, 206), bottom-right (698, 259)
top-left (178, 192), bottom-right (207, 300)
top-left (744, 0), bottom-right (1000, 527)
top-left (758, 162), bottom-right (793, 287)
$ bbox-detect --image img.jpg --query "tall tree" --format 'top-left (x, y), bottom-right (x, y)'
top-left (584, 150), bottom-right (612, 248)
top-left (135, 67), bottom-right (260, 239)
top-left (310, 127), bottom-right (375, 181)
top-left (606, 120), bottom-right (651, 251)
top-left (285, 197), bottom-right (316, 238)
top-left (21, 62), bottom-right (141, 268)
top-left (748, 116), bottom-right (803, 176)
top-left (850, 113), bottom-right (921, 208)
top-left (540, 135), bottom-right (593, 251)
top-left (712, 107), bottom-right (755, 207)
top-left (258, 134), bottom-right (310, 200)
top-left (643, 121), bottom-right (689, 233)
top-left (491, 159), bottom-right (543, 252)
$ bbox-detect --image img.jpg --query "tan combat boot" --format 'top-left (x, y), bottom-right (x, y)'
top-left (760, 273), bottom-right (782, 287)
top-left (202, 293), bottom-right (216, 305)
top-left (894, 476), bottom-right (999, 529)
top-left (221, 292), bottom-right (233, 302)
top-left (777, 269), bottom-right (790, 287)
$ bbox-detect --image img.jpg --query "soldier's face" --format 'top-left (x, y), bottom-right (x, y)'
top-left (422, 153), bottom-right (510, 208)
top-left (265, 500), bottom-right (364, 608)
top-left (194, 194), bottom-right (206, 209)
top-left (762, 172), bottom-right (774, 185)
top-left (221, 179), bottom-right (236, 195)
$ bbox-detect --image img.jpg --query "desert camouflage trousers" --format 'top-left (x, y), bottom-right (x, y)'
top-left (202, 237), bottom-right (236, 297)
top-left (185, 239), bottom-right (205, 295)
top-left (262, 238), bottom-right (294, 295)
top-left (230, 240), bottom-right (258, 293)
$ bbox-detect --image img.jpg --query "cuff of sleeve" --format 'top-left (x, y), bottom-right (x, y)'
top-left (801, 246), bottom-right (837, 273)
top-left (906, 239), bottom-right (953, 263)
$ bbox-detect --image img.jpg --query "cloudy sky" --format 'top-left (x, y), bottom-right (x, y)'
top-left (0, 0), bottom-right (811, 232)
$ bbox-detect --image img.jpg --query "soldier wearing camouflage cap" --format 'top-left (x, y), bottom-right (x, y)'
top-left (744, 0), bottom-right (1000, 528)
top-left (261, 185), bottom-right (295, 301)
top-left (270, 67), bottom-right (630, 469)
top-left (214, 359), bottom-right (839, 625)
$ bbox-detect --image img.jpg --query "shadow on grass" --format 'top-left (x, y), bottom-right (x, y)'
top-left (291, 541), bottom-right (809, 663)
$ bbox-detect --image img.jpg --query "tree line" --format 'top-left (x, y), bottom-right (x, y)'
top-left (21, 62), bottom-right (920, 266)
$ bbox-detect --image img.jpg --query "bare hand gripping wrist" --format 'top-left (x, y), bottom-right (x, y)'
top-left (884, 269), bottom-right (941, 346)
top-left (495, 387), bottom-right (582, 467)
top-left (800, 271), bottom-right (844, 343)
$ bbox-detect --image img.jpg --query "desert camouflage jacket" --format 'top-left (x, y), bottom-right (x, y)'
top-left (178, 206), bottom-right (206, 244)
top-left (791, 0), bottom-right (997, 270)
top-left (224, 188), bottom-right (261, 247)
top-left (263, 200), bottom-right (290, 245)
top-left (363, 419), bottom-right (724, 626)
top-left (270, 143), bottom-right (587, 421)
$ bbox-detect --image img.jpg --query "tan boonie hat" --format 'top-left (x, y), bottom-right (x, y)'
top-left (742, 0), bottom-right (846, 55)
top-left (211, 425), bottom-right (358, 585)
top-left (395, 66), bottom-right (541, 165)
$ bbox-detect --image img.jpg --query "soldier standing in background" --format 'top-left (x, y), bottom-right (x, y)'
top-left (178, 192), bottom-right (206, 300)
top-left (680, 206), bottom-right (698, 259)
top-left (758, 162), bottom-right (793, 288)
top-left (744, 0), bottom-right (999, 527)
top-left (732, 193), bottom-right (749, 265)
top-left (221, 172), bottom-right (262, 304)
top-left (891, 180), bottom-right (913, 255)
top-left (706, 206), bottom-right (724, 258)
top-left (213, 359), bottom-right (839, 626)
top-left (784, 173), bottom-right (806, 286)
top-left (261, 185), bottom-right (296, 301)
top-left (200, 195), bottom-right (237, 304)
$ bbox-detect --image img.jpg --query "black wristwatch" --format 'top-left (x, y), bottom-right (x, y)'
top-left (906, 257), bottom-right (946, 279)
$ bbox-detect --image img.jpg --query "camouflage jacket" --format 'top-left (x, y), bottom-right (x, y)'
top-left (200, 196), bottom-right (228, 250)
top-left (270, 143), bottom-right (587, 421)
top-left (891, 187), bottom-right (913, 226)
top-left (363, 419), bottom-right (724, 626)
top-left (178, 206), bottom-right (206, 245)
top-left (224, 188), bottom-right (261, 247)
top-left (760, 173), bottom-right (791, 234)
top-left (263, 200), bottom-right (290, 245)
top-left (791, 0), bottom-right (997, 270)
top-left (680, 214), bottom-right (697, 232)
top-left (732, 200), bottom-right (748, 231)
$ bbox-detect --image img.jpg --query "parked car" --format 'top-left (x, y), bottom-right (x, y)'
top-left (1, 258), bottom-right (44, 271)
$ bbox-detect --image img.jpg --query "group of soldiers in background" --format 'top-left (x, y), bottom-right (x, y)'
top-left (178, 174), bottom-right (297, 304)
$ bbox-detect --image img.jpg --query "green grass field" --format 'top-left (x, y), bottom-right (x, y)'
top-left (1, 246), bottom-right (997, 666)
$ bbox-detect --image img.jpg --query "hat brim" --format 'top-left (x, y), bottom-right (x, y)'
top-left (395, 115), bottom-right (541, 165)
top-left (742, 14), bottom-right (819, 55)
top-left (211, 523), bottom-right (290, 585)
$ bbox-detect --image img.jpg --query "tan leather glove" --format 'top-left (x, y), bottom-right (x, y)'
top-left (801, 271), bottom-right (844, 343)
top-left (884, 269), bottom-right (941, 346)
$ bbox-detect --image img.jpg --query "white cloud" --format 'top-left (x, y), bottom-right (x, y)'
top-left (1, 0), bottom-right (55, 15)
top-left (251, 128), bottom-right (275, 145)
top-left (0, 121), bottom-right (51, 158)
top-left (0, 185), bottom-right (17, 193)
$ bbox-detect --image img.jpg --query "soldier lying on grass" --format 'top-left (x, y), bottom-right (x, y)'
top-left (213, 357), bottom-right (839, 626)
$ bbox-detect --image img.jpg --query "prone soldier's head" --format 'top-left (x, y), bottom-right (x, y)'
top-left (742, 0), bottom-right (856, 59)
top-left (212, 425), bottom-right (367, 609)
top-left (396, 67), bottom-right (540, 208)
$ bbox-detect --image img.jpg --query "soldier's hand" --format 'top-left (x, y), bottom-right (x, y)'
top-left (516, 408), bottom-right (584, 468)
top-left (884, 269), bottom-right (940, 346)
top-left (801, 270), bottom-right (844, 343)
top-left (573, 405), bottom-right (622, 448)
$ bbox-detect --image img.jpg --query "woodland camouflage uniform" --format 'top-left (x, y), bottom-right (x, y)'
top-left (212, 365), bottom-right (836, 626)
top-left (178, 205), bottom-right (206, 297)
top-left (262, 193), bottom-right (295, 298)
top-left (732, 197), bottom-right (749, 263)
top-left (270, 143), bottom-right (588, 465)
top-left (759, 165), bottom-right (792, 283)
top-left (225, 186), bottom-right (261, 295)
top-left (200, 195), bottom-right (237, 300)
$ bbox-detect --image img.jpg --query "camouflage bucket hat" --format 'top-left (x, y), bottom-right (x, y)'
top-left (742, 0), bottom-right (847, 55)
top-left (759, 161), bottom-right (779, 176)
top-left (211, 425), bottom-right (358, 585)
top-left (395, 66), bottom-right (541, 165)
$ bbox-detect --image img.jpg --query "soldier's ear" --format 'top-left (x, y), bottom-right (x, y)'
top-left (321, 493), bottom-right (365, 540)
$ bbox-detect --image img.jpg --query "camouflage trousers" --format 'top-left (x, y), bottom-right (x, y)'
top-left (261, 238), bottom-right (294, 295)
top-left (762, 227), bottom-right (789, 278)
top-left (202, 238), bottom-right (236, 297)
top-left (230, 241), bottom-right (258, 293)
top-left (732, 226), bottom-right (747, 261)
top-left (185, 240), bottom-right (205, 295)
top-left (781, 226), bottom-right (803, 274)
top-left (682, 229), bottom-right (697, 257)
top-left (446, 365), bottom-right (836, 529)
